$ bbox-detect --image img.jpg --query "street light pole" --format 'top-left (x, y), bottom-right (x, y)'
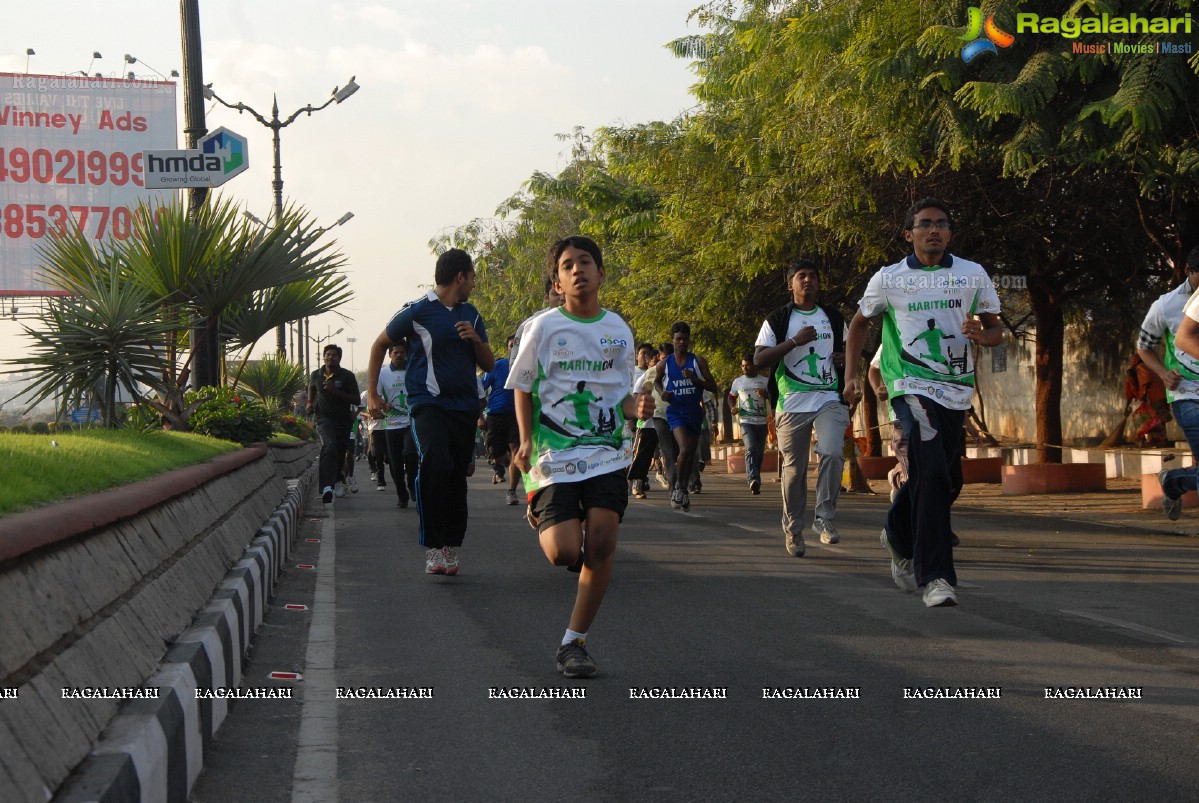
top-left (345, 337), bottom-right (357, 374)
top-left (203, 77), bottom-right (360, 358)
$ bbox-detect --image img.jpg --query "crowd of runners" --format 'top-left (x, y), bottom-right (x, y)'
top-left (304, 196), bottom-right (1028, 678)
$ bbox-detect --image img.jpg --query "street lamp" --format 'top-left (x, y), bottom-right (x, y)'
top-left (202, 77), bottom-right (360, 358)
top-left (345, 337), bottom-right (357, 373)
top-left (124, 53), bottom-right (179, 80)
top-left (300, 211), bottom-right (354, 375)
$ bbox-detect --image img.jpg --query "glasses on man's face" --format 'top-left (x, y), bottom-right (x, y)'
top-left (910, 220), bottom-right (951, 231)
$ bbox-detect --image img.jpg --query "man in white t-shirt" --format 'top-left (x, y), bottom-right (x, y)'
top-left (377, 342), bottom-right (417, 507)
top-left (844, 197), bottom-right (1002, 608)
top-left (728, 352), bottom-right (770, 494)
top-left (754, 259), bottom-right (850, 555)
top-left (1139, 246), bottom-right (1199, 519)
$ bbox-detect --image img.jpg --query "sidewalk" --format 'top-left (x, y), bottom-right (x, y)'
top-left (858, 475), bottom-right (1199, 538)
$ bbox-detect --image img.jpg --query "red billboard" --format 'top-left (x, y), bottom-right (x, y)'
top-left (0, 72), bottom-right (177, 295)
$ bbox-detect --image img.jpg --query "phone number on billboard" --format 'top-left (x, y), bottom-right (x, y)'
top-left (0, 204), bottom-right (161, 241)
top-left (0, 147), bottom-right (146, 187)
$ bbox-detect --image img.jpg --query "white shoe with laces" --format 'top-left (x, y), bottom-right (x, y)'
top-left (922, 578), bottom-right (958, 608)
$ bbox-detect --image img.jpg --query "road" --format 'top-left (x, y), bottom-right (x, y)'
top-left (190, 467), bottom-right (1199, 802)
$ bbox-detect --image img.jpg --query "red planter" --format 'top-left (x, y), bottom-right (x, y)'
top-left (727, 452), bottom-right (779, 475)
top-left (1001, 463), bottom-right (1106, 495)
top-left (961, 457), bottom-right (1002, 484)
top-left (857, 455), bottom-right (898, 480)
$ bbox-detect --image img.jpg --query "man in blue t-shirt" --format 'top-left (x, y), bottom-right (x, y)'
top-left (366, 249), bottom-right (495, 576)
top-left (482, 335), bottom-right (522, 506)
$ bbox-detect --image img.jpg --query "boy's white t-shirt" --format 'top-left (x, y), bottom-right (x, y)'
top-left (857, 254), bottom-right (1000, 411)
top-left (505, 307), bottom-right (635, 491)
top-left (376, 363), bottom-right (411, 429)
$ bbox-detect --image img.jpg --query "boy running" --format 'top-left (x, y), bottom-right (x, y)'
top-left (507, 235), bottom-right (653, 678)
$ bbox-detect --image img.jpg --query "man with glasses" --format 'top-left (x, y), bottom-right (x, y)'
top-left (844, 198), bottom-right (1002, 608)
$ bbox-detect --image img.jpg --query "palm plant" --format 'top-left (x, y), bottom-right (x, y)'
top-left (235, 355), bottom-right (308, 412)
top-left (7, 195), bottom-right (353, 429)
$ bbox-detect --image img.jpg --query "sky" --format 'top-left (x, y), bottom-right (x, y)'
top-left (0, 0), bottom-right (704, 384)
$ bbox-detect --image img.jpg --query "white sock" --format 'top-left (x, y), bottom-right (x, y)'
top-left (562, 629), bottom-right (587, 646)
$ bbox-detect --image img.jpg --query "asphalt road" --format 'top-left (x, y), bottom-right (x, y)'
top-left (190, 467), bottom-right (1199, 803)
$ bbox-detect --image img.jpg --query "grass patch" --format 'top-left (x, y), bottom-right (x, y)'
top-left (0, 430), bottom-right (242, 516)
top-left (268, 433), bottom-right (302, 444)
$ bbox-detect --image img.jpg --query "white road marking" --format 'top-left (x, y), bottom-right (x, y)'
top-left (1060, 610), bottom-right (1193, 644)
top-left (292, 513), bottom-right (338, 802)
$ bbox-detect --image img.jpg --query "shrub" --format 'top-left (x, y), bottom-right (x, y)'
top-left (30, 422), bottom-right (51, 434)
top-left (186, 387), bottom-right (273, 446)
top-left (274, 412), bottom-right (315, 441)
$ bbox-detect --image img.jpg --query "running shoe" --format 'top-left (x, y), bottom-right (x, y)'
top-left (1160, 469), bottom-right (1182, 521)
top-left (443, 546), bottom-right (460, 576)
top-left (681, 491), bottom-right (690, 512)
top-left (923, 578), bottom-right (958, 608)
top-left (785, 532), bottom-right (805, 557)
top-left (881, 529), bottom-right (916, 592)
top-left (656, 472), bottom-right (670, 490)
top-left (424, 547), bottom-right (446, 575)
top-left (812, 517), bottom-right (840, 545)
top-left (322, 486), bottom-right (334, 504)
top-left (377, 482), bottom-right (386, 492)
top-left (670, 489), bottom-right (683, 510)
top-left (750, 480), bottom-right (761, 495)
top-left (556, 639), bottom-right (598, 679)
top-left (505, 489), bottom-right (519, 506)
top-left (632, 480), bottom-right (646, 500)
top-left (347, 476), bottom-right (359, 493)
top-left (370, 472), bottom-right (377, 483)
top-left (334, 482), bottom-right (346, 498)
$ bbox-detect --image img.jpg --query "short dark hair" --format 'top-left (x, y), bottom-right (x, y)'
top-left (435, 248), bottom-right (474, 286)
top-left (904, 197), bottom-right (953, 230)
top-left (671, 321), bottom-right (691, 338)
top-left (785, 258), bottom-right (820, 283)
top-left (547, 235), bottom-right (603, 276)
top-left (638, 342), bottom-right (654, 353)
top-left (1186, 245), bottom-right (1199, 272)
top-left (543, 274), bottom-right (556, 296)
top-left (323, 344), bottom-right (343, 358)
top-left (742, 350), bottom-right (755, 363)
top-left (658, 342), bottom-right (673, 355)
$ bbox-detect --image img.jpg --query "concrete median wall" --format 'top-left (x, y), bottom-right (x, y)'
top-left (0, 443), bottom-right (316, 803)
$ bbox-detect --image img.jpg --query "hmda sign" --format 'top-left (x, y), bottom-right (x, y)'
top-left (142, 126), bottom-right (248, 188)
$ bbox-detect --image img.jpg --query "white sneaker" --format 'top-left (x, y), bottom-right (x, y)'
top-left (333, 482), bottom-right (346, 498)
top-left (347, 476), bottom-right (359, 493)
top-left (443, 546), bottom-right (460, 576)
top-left (656, 472), bottom-right (669, 490)
top-left (424, 548), bottom-right (446, 575)
top-left (881, 529), bottom-right (916, 592)
top-left (370, 472), bottom-right (377, 483)
top-left (812, 517), bottom-right (840, 544)
top-left (923, 578), bottom-right (958, 608)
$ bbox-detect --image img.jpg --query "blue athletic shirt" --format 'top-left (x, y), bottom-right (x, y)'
top-left (384, 290), bottom-right (489, 413)
top-left (664, 353), bottom-right (703, 412)
top-left (482, 358), bottom-right (515, 415)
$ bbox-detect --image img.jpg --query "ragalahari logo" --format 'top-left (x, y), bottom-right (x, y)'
top-left (201, 128), bottom-right (246, 175)
top-left (960, 7), bottom-right (1015, 62)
